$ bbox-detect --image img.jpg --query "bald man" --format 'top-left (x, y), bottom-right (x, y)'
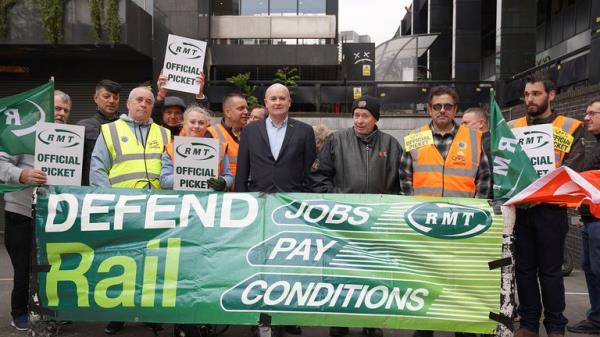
top-left (461, 107), bottom-right (492, 198)
top-left (235, 83), bottom-right (316, 193)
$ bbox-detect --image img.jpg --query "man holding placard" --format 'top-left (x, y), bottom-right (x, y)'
top-left (508, 74), bottom-right (585, 337)
top-left (0, 89), bottom-right (71, 331)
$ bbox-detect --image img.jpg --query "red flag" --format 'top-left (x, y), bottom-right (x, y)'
top-left (504, 167), bottom-right (600, 211)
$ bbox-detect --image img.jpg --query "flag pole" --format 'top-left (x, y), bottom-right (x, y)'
top-left (490, 90), bottom-right (517, 337)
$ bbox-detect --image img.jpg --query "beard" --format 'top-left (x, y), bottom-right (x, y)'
top-left (526, 99), bottom-right (549, 117)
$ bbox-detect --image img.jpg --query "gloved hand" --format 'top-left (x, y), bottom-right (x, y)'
top-left (207, 177), bottom-right (227, 191)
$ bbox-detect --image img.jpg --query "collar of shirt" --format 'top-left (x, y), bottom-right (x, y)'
top-left (429, 121), bottom-right (458, 137)
top-left (266, 116), bottom-right (288, 160)
top-left (267, 116), bottom-right (288, 129)
top-left (220, 118), bottom-right (240, 141)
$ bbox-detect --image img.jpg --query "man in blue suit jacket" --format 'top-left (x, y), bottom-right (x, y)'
top-left (235, 83), bottom-right (316, 193)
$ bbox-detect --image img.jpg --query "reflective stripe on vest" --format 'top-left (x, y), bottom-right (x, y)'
top-left (102, 119), bottom-right (169, 189)
top-left (207, 123), bottom-right (238, 176)
top-left (410, 125), bottom-right (481, 197)
top-left (509, 116), bottom-right (581, 167)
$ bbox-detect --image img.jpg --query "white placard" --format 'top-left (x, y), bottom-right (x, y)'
top-left (512, 124), bottom-right (555, 177)
top-left (34, 122), bottom-right (84, 186)
top-left (162, 34), bottom-right (207, 94)
top-left (173, 136), bottom-right (220, 191)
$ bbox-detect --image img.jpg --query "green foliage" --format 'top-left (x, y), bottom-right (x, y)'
top-left (90, 0), bottom-right (120, 46)
top-left (274, 66), bottom-right (300, 97)
top-left (0, 0), bottom-right (17, 38)
top-left (90, 0), bottom-right (103, 44)
top-left (106, 0), bottom-right (120, 46)
top-left (226, 72), bottom-right (258, 108)
top-left (38, 0), bottom-right (64, 43)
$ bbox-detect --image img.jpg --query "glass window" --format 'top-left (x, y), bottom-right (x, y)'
top-left (242, 0), bottom-right (268, 15)
top-left (212, 0), bottom-right (240, 15)
top-left (269, 0), bottom-right (297, 15)
top-left (298, 0), bottom-right (325, 15)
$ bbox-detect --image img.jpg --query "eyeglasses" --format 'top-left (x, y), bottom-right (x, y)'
top-left (585, 111), bottom-right (600, 117)
top-left (431, 103), bottom-right (455, 112)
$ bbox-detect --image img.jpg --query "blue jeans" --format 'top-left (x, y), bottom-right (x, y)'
top-left (582, 220), bottom-right (600, 327)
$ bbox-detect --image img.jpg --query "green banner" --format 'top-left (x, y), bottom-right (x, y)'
top-left (0, 82), bottom-right (54, 155)
top-left (490, 93), bottom-right (538, 200)
top-left (35, 186), bottom-right (503, 333)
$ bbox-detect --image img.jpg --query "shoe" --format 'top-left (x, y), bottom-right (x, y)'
top-left (455, 334), bottom-right (476, 337)
top-left (413, 331), bottom-right (434, 337)
top-left (547, 333), bottom-right (564, 337)
top-left (567, 320), bottom-right (600, 334)
top-left (363, 327), bottom-right (384, 337)
top-left (11, 314), bottom-right (28, 331)
top-left (330, 327), bottom-right (350, 337)
top-left (513, 328), bottom-right (539, 337)
top-left (104, 321), bottom-right (125, 335)
top-left (284, 325), bottom-right (302, 335)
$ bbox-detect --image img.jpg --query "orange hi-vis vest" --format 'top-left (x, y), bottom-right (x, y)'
top-left (411, 125), bottom-right (482, 197)
top-left (207, 123), bottom-right (238, 176)
top-left (165, 131), bottom-right (228, 176)
top-left (508, 115), bottom-right (581, 167)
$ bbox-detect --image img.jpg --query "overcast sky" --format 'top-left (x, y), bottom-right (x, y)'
top-left (338, 0), bottom-right (413, 46)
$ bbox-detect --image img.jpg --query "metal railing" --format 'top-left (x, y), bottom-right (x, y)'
top-left (204, 79), bottom-right (495, 114)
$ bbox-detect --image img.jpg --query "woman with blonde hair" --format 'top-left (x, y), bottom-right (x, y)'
top-left (160, 105), bottom-right (233, 190)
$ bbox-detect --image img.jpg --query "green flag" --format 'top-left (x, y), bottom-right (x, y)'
top-left (490, 92), bottom-right (538, 200)
top-left (0, 82), bottom-right (54, 155)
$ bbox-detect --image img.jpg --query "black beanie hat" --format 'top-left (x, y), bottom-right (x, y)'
top-left (352, 95), bottom-right (381, 120)
top-left (163, 96), bottom-right (186, 111)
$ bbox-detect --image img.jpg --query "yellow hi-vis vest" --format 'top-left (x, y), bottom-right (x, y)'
top-left (101, 119), bottom-right (170, 189)
top-left (508, 115), bottom-right (582, 167)
top-left (410, 125), bottom-right (482, 197)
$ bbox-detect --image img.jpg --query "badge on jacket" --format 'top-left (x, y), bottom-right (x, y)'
top-left (311, 159), bottom-right (320, 172)
top-left (404, 130), bottom-right (434, 152)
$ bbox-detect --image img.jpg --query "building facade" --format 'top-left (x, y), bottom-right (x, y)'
top-left (0, 0), bottom-right (339, 116)
top-left (398, 0), bottom-right (600, 104)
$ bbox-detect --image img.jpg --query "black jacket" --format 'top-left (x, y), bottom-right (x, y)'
top-left (580, 134), bottom-right (600, 221)
top-left (235, 117), bottom-right (316, 193)
top-left (77, 110), bottom-right (119, 185)
top-left (311, 127), bottom-right (402, 194)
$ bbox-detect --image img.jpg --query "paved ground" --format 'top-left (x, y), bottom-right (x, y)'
top-left (0, 235), bottom-right (597, 337)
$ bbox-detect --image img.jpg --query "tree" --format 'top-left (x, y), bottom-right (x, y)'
top-left (226, 72), bottom-right (258, 108)
top-left (274, 67), bottom-right (300, 97)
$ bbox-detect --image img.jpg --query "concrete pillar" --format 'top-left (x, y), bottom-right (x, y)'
top-left (452, 0), bottom-right (481, 80)
top-left (589, 1), bottom-right (600, 84)
top-left (495, 0), bottom-right (536, 80)
top-left (428, 0), bottom-right (453, 80)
